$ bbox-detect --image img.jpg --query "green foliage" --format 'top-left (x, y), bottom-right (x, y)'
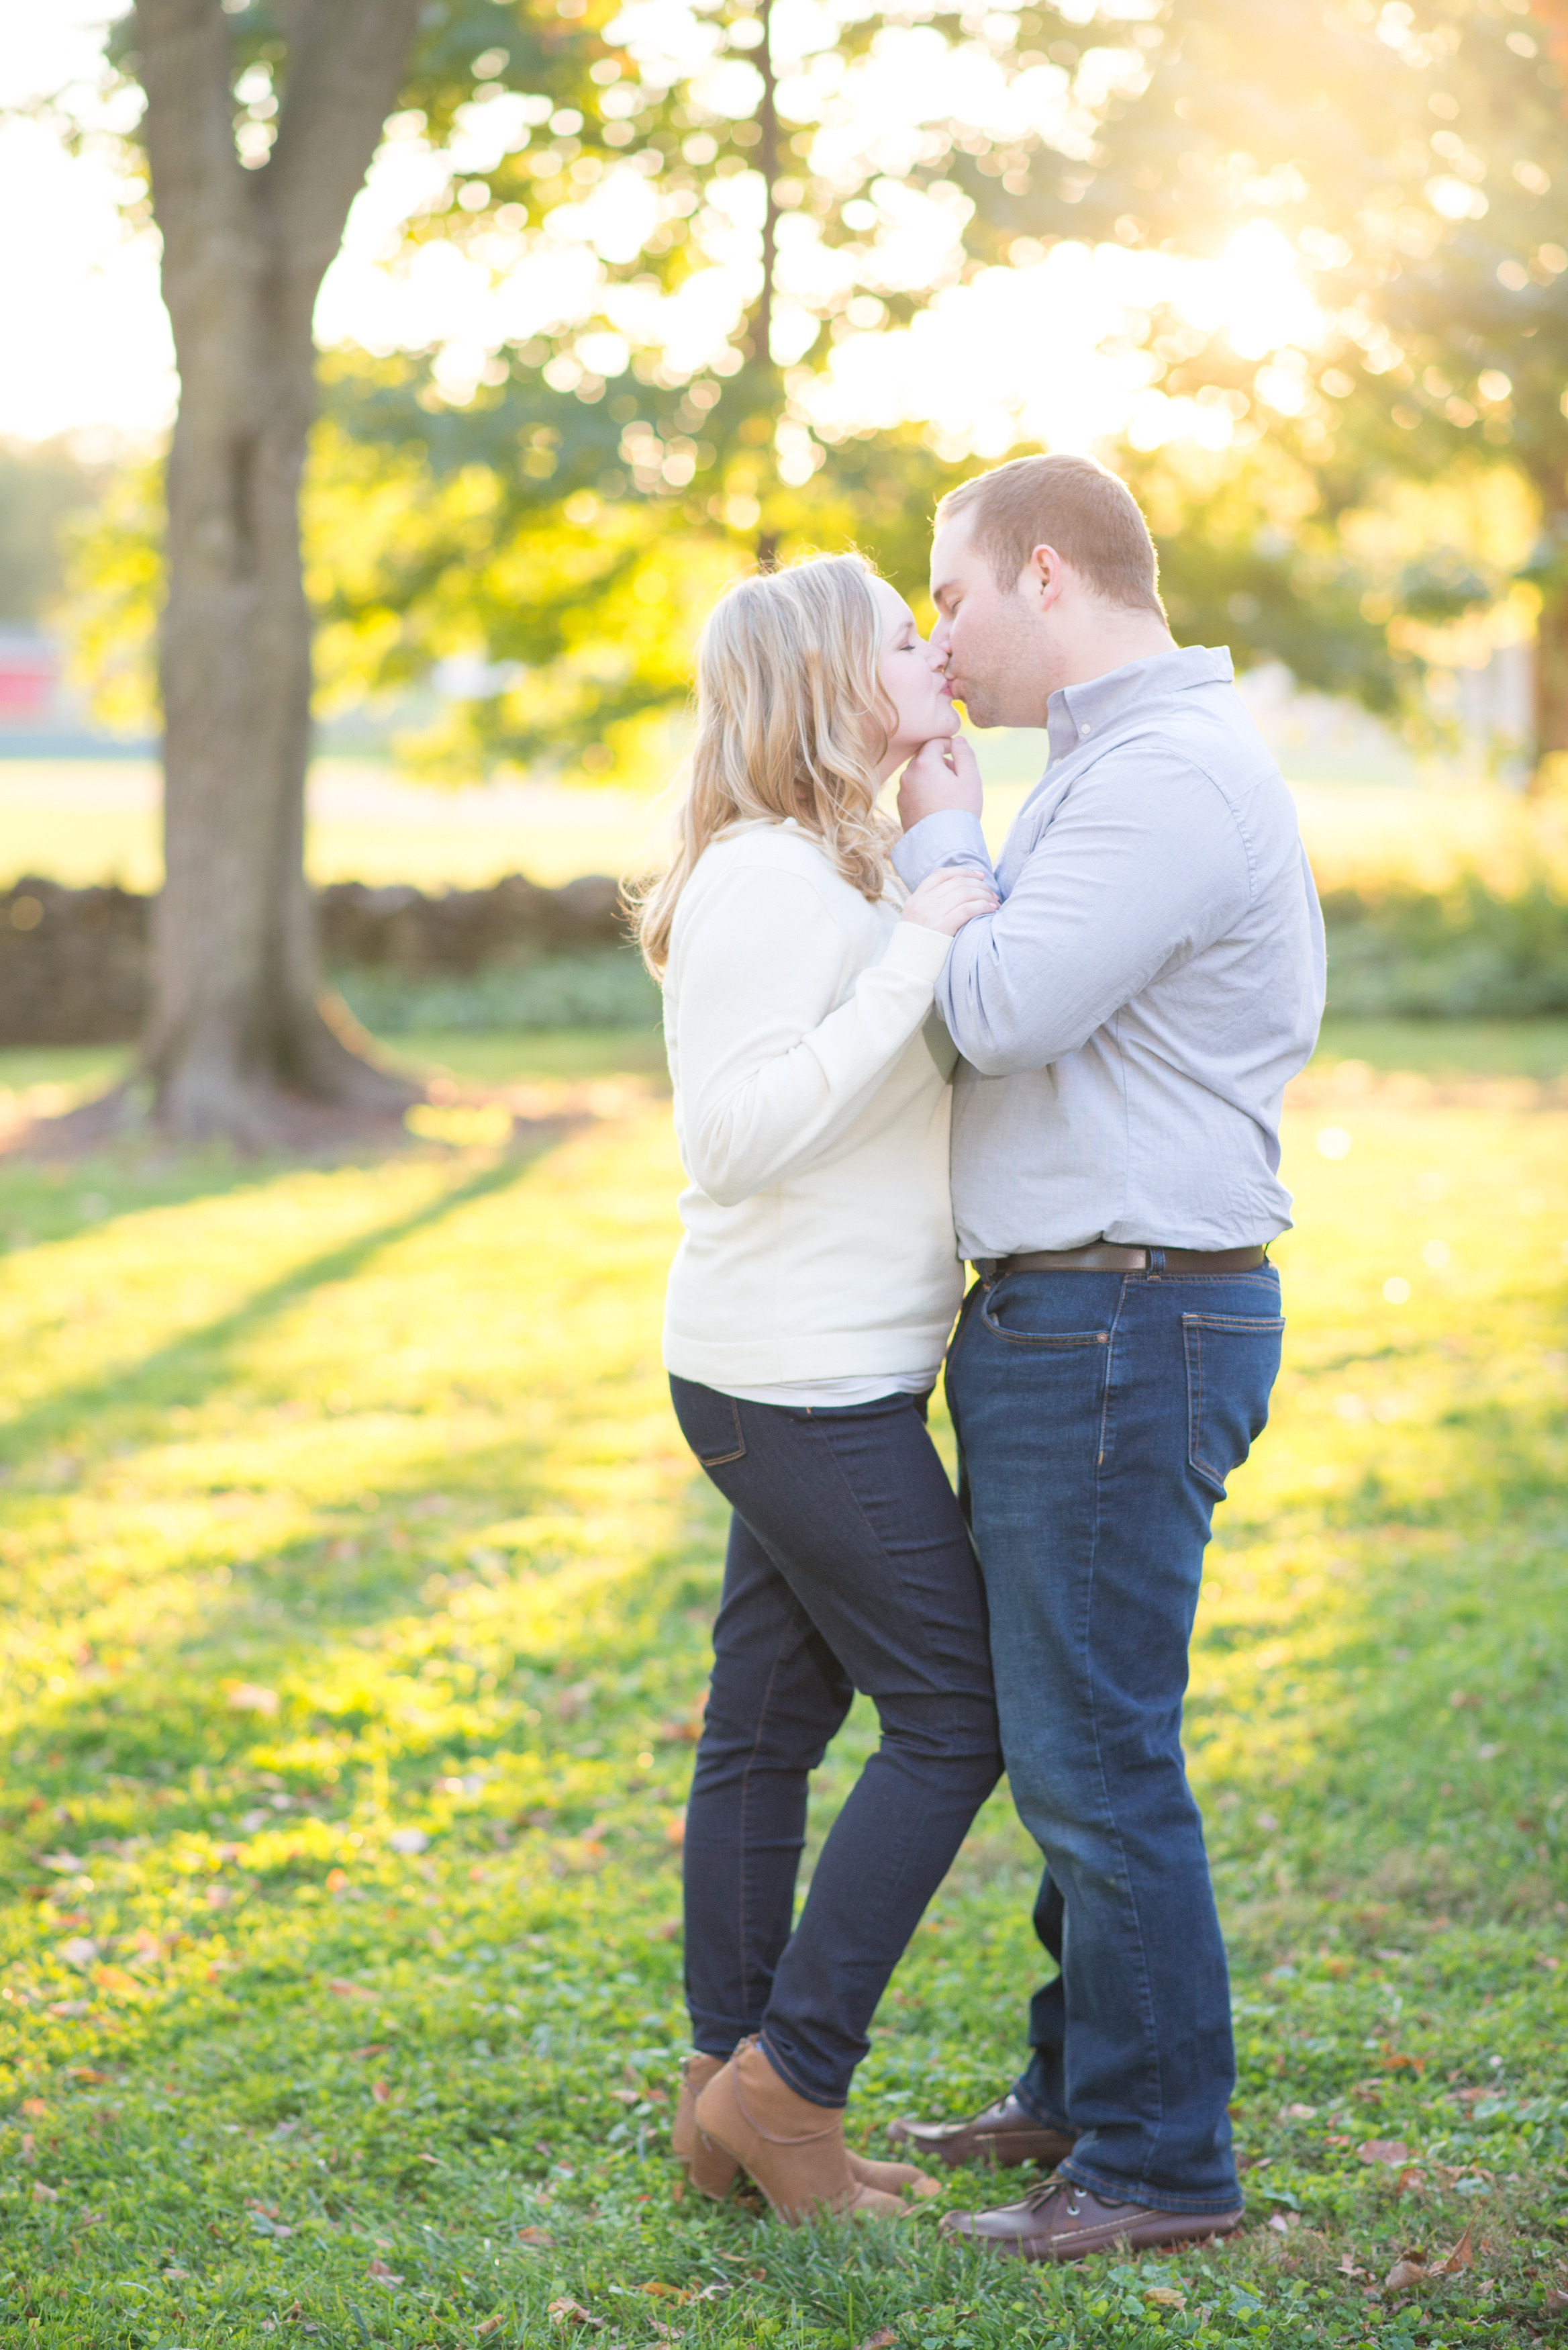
top-left (57, 452), bottom-right (164, 737)
top-left (0, 440), bottom-right (106, 630)
top-left (967, 0), bottom-right (1568, 743)
top-left (1119, 438), bottom-right (1405, 710)
top-left (311, 350), bottom-right (982, 769)
top-left (0, 1035), bottom-right (1567, 2342)
top-left (336, 949), bottom-right (661, 1033)
top-left (1324, 869), bottom-right (1568, 1017)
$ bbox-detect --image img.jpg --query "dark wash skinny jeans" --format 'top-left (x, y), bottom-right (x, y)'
top-left (946, 1260), bottom-right (1286, 2215)
top-left (669, 1376), bottom-right (1003, 2109)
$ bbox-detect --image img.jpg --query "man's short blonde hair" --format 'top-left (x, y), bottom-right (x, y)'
top-left (937, 453), bottom-right (1166, 619)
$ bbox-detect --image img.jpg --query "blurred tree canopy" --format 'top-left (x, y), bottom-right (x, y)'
top-left (0, 440), bottom-right (106, 628)
top-left (68, 0), bottom-right (1568, 804)
top-left (966, 0), bottom-right (1568, 774)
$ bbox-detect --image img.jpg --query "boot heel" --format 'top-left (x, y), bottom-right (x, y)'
top-left (673, 2052), bottom-right (739, 2198)
top-left (685, 2126), bottom-right (740, 2199)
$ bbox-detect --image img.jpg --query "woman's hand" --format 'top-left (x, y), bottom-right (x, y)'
top-left (899, 867), bottom-right (999, 937)
top-left (897, 733), bottom-right (983, 833)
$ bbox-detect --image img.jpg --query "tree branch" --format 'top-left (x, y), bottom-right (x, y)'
top-left (132, 0), bottom-right (249, 318)
top-left (265, 0), bottom-right (426, 298)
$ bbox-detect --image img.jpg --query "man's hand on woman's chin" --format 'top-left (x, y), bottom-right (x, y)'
top-left (897, 734), bottom-right (984, 832)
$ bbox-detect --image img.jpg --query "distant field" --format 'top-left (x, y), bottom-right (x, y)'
top-left (5, 749), bottom-right (1559, 899)
top-left (0, 761), bottom-right (664, 895)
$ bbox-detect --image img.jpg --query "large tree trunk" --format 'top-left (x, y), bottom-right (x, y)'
top-left (135, 0), bottom-right (424, 1139)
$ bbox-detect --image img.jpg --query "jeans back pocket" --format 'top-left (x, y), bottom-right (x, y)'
top-left (669, 1375), bottom-right (747, 1468)
top-left (1182, 1314), bottom-right (1285, 1495)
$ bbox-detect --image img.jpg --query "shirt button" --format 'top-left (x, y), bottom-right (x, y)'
top-left (1079, 724), bottom-right (1091, 737)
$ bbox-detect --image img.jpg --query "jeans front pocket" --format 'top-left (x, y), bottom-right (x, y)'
top-left (1182, 1314), bottom-right (1285, 1495)
top-left (669, 1375), bottom-right (747, 1468)
top-left (979, 1277), bottom-right (1114, 1352)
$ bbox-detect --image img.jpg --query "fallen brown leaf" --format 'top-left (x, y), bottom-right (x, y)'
top-left (1393, 2167), bottom-right (1425, 2194)
top-left (548, 2298), bottom-right (597, 2327)
top-left (21, 2097), bottom-right (47, 2117)
top-left (31, 2182), bottom-right (58, 2204)
top-left (1384, 2255), bottom-right (1426, 2292)
top-left (609, 2087), bottom-right (641, 2106)
top-left (283, 2304), bottom-right (303, 2324)
top-left (476, 2320), bottom-right (505, 2341)
top-left (327, 1978), bottom-right (375, 2000)
top-left (1357, 2138), bottom-right (1412, 2167)
top-left (1434, 2223), bottom-right (1475, 2274)
top-left (1544, 2286), bottom-right (1568, 2314)
top-left (857, 2332), bottom-right (899, 2350)
top-left (366, 2256), bottom-right (404, 2284)
top-left (349, 2043), bottom-right (389, 2059)
top-left (1337, 2253), bottom-right (1365, 2277)
top-left (641, 2282), bottom-right (684, 2300)
top-left (516, 2227), bottom-right (556, 2245)
top-left (371, 2079), bottom-right (391, 2105)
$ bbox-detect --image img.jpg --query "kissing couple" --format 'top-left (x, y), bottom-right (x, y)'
top-left (636, 453), bottom-right (1326, 2262)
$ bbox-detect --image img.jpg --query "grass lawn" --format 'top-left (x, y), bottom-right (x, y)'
top-left (0, 1027), bottom-right (1566, 2345)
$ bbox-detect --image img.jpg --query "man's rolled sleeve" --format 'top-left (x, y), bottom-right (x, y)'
top-left (891, 809), bottom-right (997, 892)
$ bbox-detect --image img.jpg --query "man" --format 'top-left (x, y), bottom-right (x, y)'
top-left (886, 453), bottom-right (1324, 2261)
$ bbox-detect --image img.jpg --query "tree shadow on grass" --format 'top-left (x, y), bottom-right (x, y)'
top-left (0, 1131), bottom-right (568, 1478)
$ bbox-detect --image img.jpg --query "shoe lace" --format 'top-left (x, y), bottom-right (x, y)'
top-left (1022, 2180), bottom-right (1081, 2218)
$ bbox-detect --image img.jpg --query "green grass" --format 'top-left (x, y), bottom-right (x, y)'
top-left (0, 1033), bottom-right (1566, 2344)
top-left (1313, 1020), bottom-right (1568, 1078)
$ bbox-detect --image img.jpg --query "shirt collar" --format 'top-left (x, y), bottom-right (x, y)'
top-left (1045, 645), bottom-right (1234, 764)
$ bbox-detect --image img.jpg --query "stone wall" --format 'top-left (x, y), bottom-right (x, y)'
top-left (0, 874), bottom-right (628, 1046)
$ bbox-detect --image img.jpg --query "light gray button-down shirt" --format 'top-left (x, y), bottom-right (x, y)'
top-left (892, 645), bottom-right (1326, 1260)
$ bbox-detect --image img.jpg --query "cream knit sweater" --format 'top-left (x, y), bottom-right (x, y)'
top-left (660, 820), bottom-right (965, 1390)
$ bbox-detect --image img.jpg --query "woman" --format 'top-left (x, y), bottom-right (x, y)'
top-left (638, 553), bottom-right (1003, 2224)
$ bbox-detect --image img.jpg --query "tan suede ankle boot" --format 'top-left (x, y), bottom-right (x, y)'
top-left (673, 2051), bottom-right (937, 2202)
top-left (672, 2053), bottom-right (740, 2198)
top-left (693, 2037), bottom-right (907, 2223)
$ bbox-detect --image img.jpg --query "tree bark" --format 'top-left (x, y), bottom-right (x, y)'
top-left (134, 0), bottom-right (424, 1138)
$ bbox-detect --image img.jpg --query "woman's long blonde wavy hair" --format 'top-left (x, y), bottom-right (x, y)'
top-left (634, 551), bottom-right (896, 978)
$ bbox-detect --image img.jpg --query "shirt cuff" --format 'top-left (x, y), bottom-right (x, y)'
top-left (879, 916), bottom-right (954, 982)
top-left (891, 809), bottom-right (995, 890)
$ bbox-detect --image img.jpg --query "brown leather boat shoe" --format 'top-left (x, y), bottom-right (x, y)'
top-left (887, 2091), bottom-right (1077, 2171)
top-left (940, 2177), bottom-right (1244, 2262)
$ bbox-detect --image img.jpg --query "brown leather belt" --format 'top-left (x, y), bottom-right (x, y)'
top-left (977, 1243), bottom-right (1269, 1280)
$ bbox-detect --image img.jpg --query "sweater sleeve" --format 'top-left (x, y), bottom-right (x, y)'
top-left (673, 863), bottom-right (952, 1208)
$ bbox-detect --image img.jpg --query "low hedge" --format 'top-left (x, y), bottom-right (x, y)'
top-left (1320, 874), bottom-right (1568, 1018)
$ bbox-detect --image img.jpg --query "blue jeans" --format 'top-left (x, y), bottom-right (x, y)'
top-left (669, 1376), bottom-right (1003, 2107)
top-left (946, 1261), bottom-right (1285, 2213)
